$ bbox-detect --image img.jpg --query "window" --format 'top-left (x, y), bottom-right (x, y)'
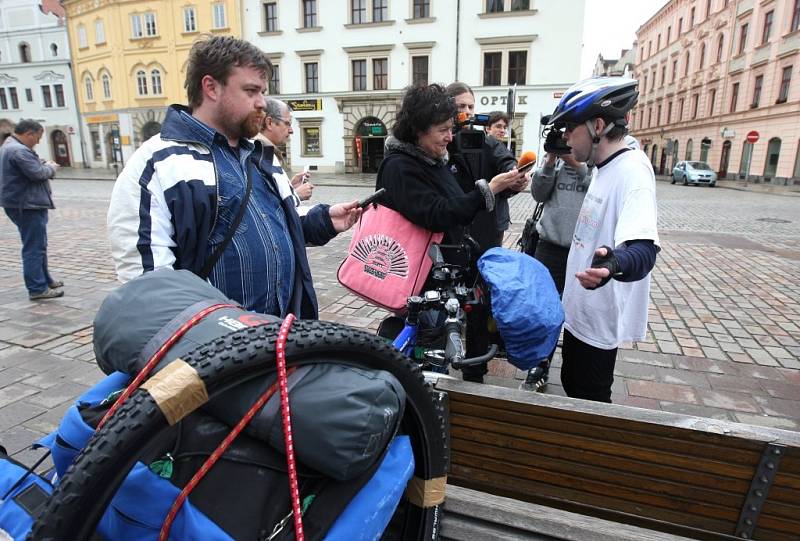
top-left (691, 94), bottom-right (699, 118)
top-left (486, 0), bottom-right (503, 12)
top-left (508, 51), bottom-right (527, 85)
top-left (667, 100), bottom-right (673, 122)
top-left (136, 70), bottom-right (148, 95)
top-left (302, 127), bottom-right (320, 156)
top-left (730, 82), bottom-right (739, 111)
top-left (684, 52), bottom-right (691, 76)
top-left (50, 43), bottom-right (58, 57)
top-left (752, 75), bottom-right (763, 107)
top-left (413, 0), bottom-right (430, 18)
top-left (373, 0), bottom-right (387, 21)
top-left (102, 73), bottom-right (111, 99)
top-left (0, 89), bottom-right (7, 110)
top-left (667, 26), bottom-right (671, 44)
top-left (373, 58), bottom-right (387, 90)
top-left (699, 43), bottom-right (706, 69)
top-left (660, 65), bottom-right (666, 86)
top-left (41, 86), bottom-right (52, 108)
top-left (690, 7), bottom-right (695, 27)
top-left (793, 0), bottom-right (800, 33)
top-left (708, 88), bottom-right (716, 116)
top-left (648, 41), bottom-right (652, 57)
top-left (761, 11), bottom-right (773, 45)
top-left (55, 84), bottom-right (64, 107)
top-left (95, 20), bottom-right (105, 43)
top-left (91, 130), bottom-right (102, 160)
top-left (144, 13), bottom-right (157, 36)
top-left (352, 0), bottom-right (366, 23)
top-left (151, 69), bottom-right (162, 95)
top-left (303, 0), bottom-right (317, 27)
top-left (0, 87), bottom-right (18, 110)
top-left (657, 104), bottom-right (662, 124)
top-left (412, 56), bottom-right (428, 85)
top-left (706, 0), bottom-right (712, 18)
top-left (183, 7), bottom-right (197, 32)
top-left (213, 4), bottom-right (226, 28)
top-left (647, 107), bottom-right (652, 128)
top-left (778, 66), bottom-right (792, 103)
top-left (352, 59), bottom-right (367, 90)
top-left (9, 88), bottom-right (18, 109)
top-left (264, 3), bottom-right (278, 31)
top-left (657, 34), bottom-right (661, 50)
top-left (678, 98), bottom-right (685, 120)
top-left (716, 34), bottom-right (724, 63)
top-left (19, 43), bottom-right (31, 63)
top-left (304, 62), bottom-right (319, 92)
top-left (738, 23), bottom-right (748, 55)
top-left (131, 15), bottom-right (143, 38)
top-left (686, 139), bottom-right (693, 160)
top-left (25, 88), bottom-right (32, 102)
top-left (78, 24), bottom-right (87, 48)
top-left (671, 59), bottom-right (678, 81)
top-left (85, 77), bottom-right (94, 101)
top-left (483, 52), bottom-right (502, 85)
top-left (511, 0), bottom-right (530, 9)
top-left (269, 64), bottom-right (280, 94)
top-left (643, 75), bottom-right (648, 94)
top-left (678, 17), bottom-right (683, 35)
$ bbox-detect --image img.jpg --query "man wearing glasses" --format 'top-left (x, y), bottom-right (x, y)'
top-left (257, 98), bottom-right (314, 208)
top-left (543, 76), bottom-right (659, 403)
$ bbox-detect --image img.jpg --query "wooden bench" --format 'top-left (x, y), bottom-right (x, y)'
top-left (435, 379), bottom-right (800, 541)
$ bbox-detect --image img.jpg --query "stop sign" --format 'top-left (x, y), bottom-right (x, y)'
top-left (746, 130), bottom-right (759, 144)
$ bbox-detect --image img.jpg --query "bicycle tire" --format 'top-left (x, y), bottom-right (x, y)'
top-left (29, 320), bottom-right (449, 541)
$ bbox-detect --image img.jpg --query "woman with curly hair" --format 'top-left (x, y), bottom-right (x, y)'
top-left (376, 84), bottom-right (528, 250)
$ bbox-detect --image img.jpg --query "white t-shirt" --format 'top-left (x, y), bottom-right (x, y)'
top-left (562, 148), bottom-right (659, 349)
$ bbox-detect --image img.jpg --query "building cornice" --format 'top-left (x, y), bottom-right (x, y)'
top-left (342, 44), bottom-right (395, 54)
top-left (475, 35), bottom-right (537, 46)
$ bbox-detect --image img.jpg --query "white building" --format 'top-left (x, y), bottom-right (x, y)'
top-left (0, 1), bottom-right (85, 167)
top-left (242, 0), bottom-right (586, 173)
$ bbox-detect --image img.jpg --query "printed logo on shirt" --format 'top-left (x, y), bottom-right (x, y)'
top-left (557, 180), bottom-right (588, 193)
top-left (352, 235), bottom-right (409, 280)
top-left (572, 193), bottom-right (604, 249)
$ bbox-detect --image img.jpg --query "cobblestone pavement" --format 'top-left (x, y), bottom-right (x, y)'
top-left (0, 175), bottom-right (798, 467)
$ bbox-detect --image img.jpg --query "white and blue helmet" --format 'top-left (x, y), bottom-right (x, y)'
top-left (547, 76), bottom-right (639, 127)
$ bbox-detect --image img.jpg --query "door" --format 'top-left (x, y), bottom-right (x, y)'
top-left (719, 140), bottom-right (731, 178)
top-left (659, 148), bottom-right (667, 175)
top-left (739, 141), bottom-right (753, 179)
top-left (361, 137), bottom-right (385, 174)
top-left (763, 138), bottom-right (781, 180)
top-left (51, 129), bottom-right (71, 167)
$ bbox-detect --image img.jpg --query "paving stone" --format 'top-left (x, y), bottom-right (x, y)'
top-left (673, 356), bottom-right (725, 374)
top-left (626, 380), bottom-right (699, 404)
top-left (0, 400), bottom-right (48, 431)
top-left (24, 381), bottom-right (89, 409)
top-left (655, 367), bottom-right (711, 388)
top-left (753, 395), bottom-right (800, 421)
top-left (658, 401), bottom-right (736, 422)
top-left (733, 413), bottom-right (800, 431)
top-left (698, 390), bottom-right (761, 413)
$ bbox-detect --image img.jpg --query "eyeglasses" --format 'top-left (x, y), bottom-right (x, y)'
top-left (270, 116), bottom-right (292, 126)
top-left (563, 121), bottom-right (581, 133)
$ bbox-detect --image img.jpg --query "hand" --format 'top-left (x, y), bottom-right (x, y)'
top-left (544, 153), bottom-right (557, 167)
top-left (488, 169), bottom-right (526, 194)
top-left (46, 160), bottom-right (60, 169)
top-left (295, 181), bottom-right (313, 201)
top-left (329, 200), bottom-right (362, 233)
top-left (291, 171), bottom-right (309, 189)
top-left (575, 246), bottom-right (617, 290)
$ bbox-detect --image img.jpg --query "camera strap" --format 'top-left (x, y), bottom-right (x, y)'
top-left (199, 173), bottom-right (253, 280)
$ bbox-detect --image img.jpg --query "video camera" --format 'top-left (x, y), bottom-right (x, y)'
top-left (452, 112), bottom-right (491, 151)
top-left (540, 114), bottom-right (572, 156)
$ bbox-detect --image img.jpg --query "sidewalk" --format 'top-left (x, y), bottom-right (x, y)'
top-left (654, 173), bottom-right (800, 196)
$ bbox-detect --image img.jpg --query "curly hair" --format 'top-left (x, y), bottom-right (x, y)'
top-left (392, 84), bottom-right (457, 144)
top-left (185, 35), bottom-right (273, 110)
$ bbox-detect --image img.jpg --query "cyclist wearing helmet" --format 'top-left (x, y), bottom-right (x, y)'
top-left (545, 76), bottom-right (660, 403)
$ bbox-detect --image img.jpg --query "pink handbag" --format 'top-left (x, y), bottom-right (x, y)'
top-left (337, 204), bottom-right (444, 313)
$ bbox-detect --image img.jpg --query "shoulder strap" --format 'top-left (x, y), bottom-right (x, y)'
top-left (198, 173), bottom-right (253, 279)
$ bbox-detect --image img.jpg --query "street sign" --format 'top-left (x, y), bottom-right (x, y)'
top-left (746, 130), bottom-right (759, 144)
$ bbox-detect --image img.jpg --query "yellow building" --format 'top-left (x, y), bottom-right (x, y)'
top-left (64, 0), bottom-right (241, 168)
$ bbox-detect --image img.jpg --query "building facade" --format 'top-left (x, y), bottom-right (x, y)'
top-left (0, 0), bottom-right (85, 166)
top-left (242, 0), bottom-right (585, 173)
top-left (63, 0), bottom-right (241, 168)
top-left (632, 0), bottom-right (800, 183)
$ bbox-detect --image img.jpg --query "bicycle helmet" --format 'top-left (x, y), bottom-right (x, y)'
top-left (548, 76), bottom-right (639, 127)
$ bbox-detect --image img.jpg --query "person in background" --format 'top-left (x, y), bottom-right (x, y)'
top-left (256, 97), bottom-right (313, 208)
top-left (107, 36), bottom-right (360, 318)
top-left (520, 147), bottom-right (590, 391)
top-left (486, 111), bottom-right (510, 142)
top-left (545, 76), bottom-right (659, 403)
top-left (0, 119), bottom-right (64, 300)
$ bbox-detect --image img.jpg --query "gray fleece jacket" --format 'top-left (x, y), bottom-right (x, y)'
top-left (531, 160), bottom-right (591, 248)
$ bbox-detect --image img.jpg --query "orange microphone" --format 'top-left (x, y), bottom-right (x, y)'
top-left (517, 150), bottom-right (537, 173)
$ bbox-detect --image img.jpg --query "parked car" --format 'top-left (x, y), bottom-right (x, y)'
top-left (671, 161), bottom-right (717, 186)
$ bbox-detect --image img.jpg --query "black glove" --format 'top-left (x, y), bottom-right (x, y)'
top-left (543, 127), bottom-right (572, 155)
top-left (589, 246), bottom-right (622, 289)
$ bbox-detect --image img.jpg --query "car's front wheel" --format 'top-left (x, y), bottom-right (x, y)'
top-left (671, 174), bottom-right (677, 184)
top-left (683, 176), bottom-right (689, 186)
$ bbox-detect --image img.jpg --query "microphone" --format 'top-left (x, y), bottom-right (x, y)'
top-left (517, 150), bottom-right (537, 173)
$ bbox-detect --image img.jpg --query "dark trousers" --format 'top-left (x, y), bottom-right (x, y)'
top-left (560, 328), bottom-right (618, 403)
top-left (534, 240), bottom-right (570, 368)
top-left (4, 208), bottom-right (53, 295)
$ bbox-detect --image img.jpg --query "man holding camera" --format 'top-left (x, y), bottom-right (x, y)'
top-left (520, 118), bottom-right (591, 391)
top-left (444, 82), bottom-right (528, 383)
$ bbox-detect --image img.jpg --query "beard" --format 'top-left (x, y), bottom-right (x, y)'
top-left (218, 105), bottom-right (265, 141)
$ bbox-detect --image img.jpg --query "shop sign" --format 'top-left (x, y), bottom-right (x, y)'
top-left (478, 94), bottom-right (528, 107)
top-left (721, 128), bottom-right (735, 138)
top-left (85, 114), bottom-right (119, 124)
top-left (287, 99), bottom-right (322, 112)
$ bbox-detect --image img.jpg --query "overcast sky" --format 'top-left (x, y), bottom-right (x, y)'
top-left (579, 0), bottom-right (670, 77)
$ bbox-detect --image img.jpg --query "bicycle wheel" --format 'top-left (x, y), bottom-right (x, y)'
top-left (29, 320), bottom-right (449, 541)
